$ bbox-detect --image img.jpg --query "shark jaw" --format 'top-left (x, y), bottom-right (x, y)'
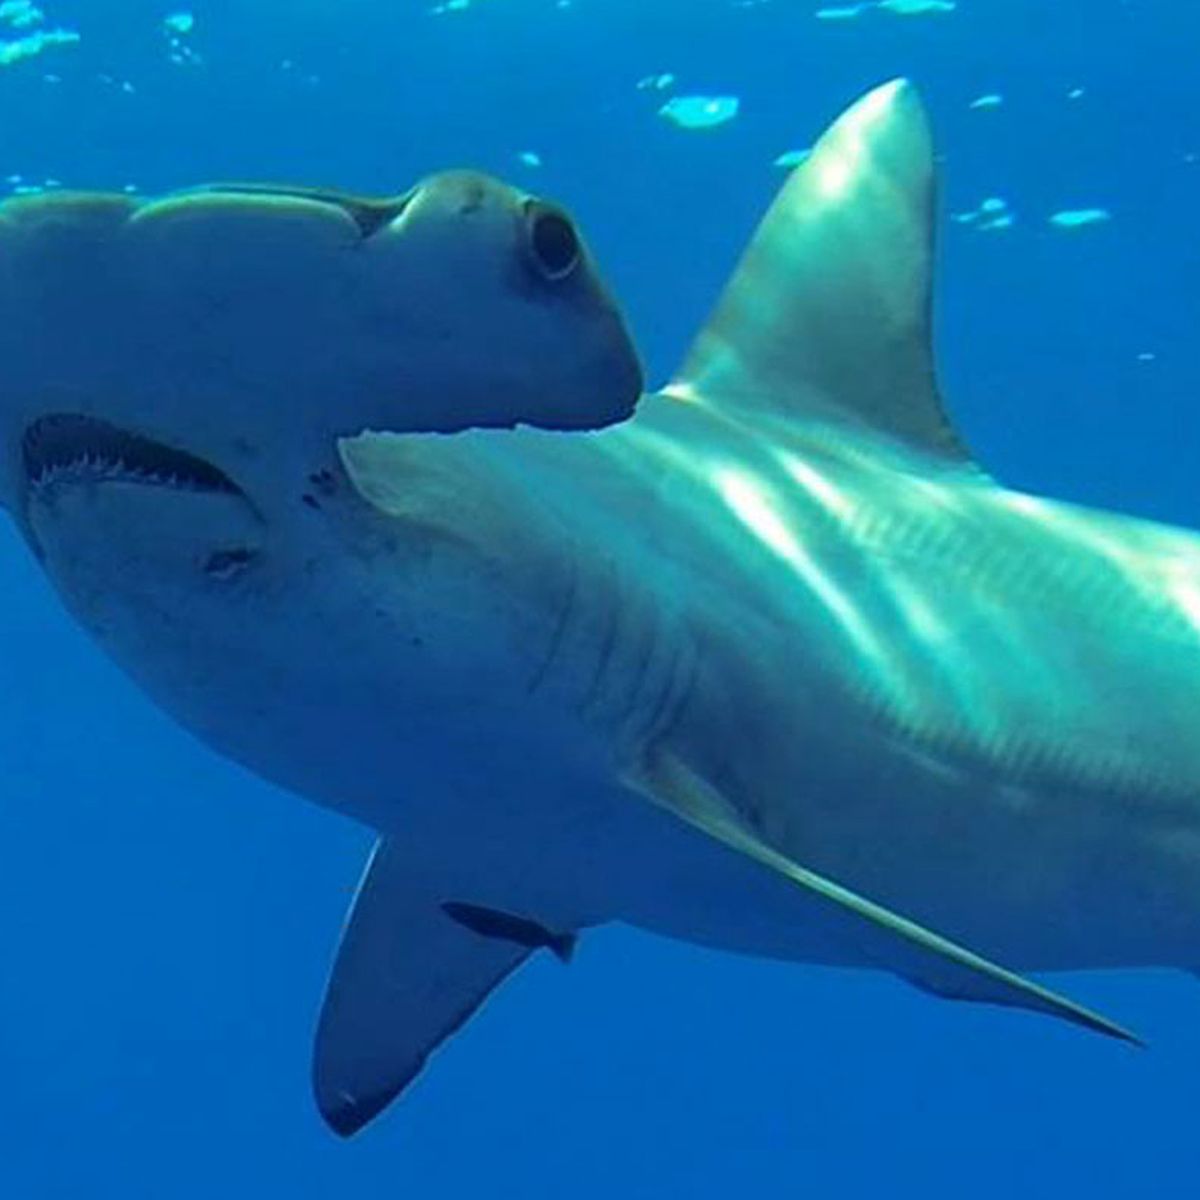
top-left (17, 412), bottom-right (265, 589)
top-left (22, 413), bottom-right (244, 499)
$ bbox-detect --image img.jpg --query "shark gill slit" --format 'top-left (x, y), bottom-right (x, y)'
top-left (580, 562), bottom-right (694, 753)
top-left (637, 619), bottom-right (698, 753)
top-left (525, 554), bottom-right (580, 696)
top-left (579, 586), bottom-right (621, 716)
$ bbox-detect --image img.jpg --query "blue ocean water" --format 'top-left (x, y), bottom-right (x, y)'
top-left (1, 0), bottom-right (1198, 1195)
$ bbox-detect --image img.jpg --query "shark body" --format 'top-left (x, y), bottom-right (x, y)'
top-left (1, 81), bottom-right (1194, 1134)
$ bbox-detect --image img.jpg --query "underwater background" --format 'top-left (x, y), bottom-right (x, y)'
top-left (1, 0), bottom-right (1197, 1195)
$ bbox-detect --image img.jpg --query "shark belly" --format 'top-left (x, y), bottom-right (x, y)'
top-left (17, 469), bottom-right (854, 963)
top-left (22, 481), bottom-right (596, 837)
top-left (13, 452), bottom-right (997, 975)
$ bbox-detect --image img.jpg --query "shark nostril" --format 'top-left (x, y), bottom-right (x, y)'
top-left (203, 546), bottom-right (257, 580)
top-left (525, 202), bottom-right (581, 281)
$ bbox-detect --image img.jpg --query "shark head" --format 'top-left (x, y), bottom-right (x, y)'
top-left (0, 168), bottom-right (643, 846)
top-left (0, 169), bottom-right (642, 570)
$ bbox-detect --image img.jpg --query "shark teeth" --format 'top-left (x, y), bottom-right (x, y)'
top-left (22, 413), bottom-right (241, 496)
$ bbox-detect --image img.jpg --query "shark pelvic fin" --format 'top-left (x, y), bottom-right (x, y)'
top-left (670, 79), bottom-right (971, 465)
top-left (626, 750), bottom-right (1141, 1047)
top-left (313, 839), bottom-right (534, 1137)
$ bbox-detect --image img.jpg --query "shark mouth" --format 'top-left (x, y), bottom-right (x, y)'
top-left (22, 414), bottom-right (241, 496)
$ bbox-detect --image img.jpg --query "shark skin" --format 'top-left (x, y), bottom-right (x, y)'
top-left (0, 79), bottom-right (1193, 1135)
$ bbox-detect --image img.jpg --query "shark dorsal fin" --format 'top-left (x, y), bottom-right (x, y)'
top-left (671, 79), bottom-right (970, 464)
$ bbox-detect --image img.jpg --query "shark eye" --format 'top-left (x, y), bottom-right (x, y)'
top-left (524, 201), bottom-right (581, 281)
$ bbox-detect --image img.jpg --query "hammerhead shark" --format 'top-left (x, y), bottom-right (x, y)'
top-left (1, 79), bottom-right (1186, 1136)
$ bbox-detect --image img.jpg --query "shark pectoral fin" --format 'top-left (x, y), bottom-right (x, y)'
top-left (313, 839), bottom-right (533, 1138)
top-left (670, 79), bottom-right (972, 466)
top-left (625, 753), bottom-right (1141, 1047)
